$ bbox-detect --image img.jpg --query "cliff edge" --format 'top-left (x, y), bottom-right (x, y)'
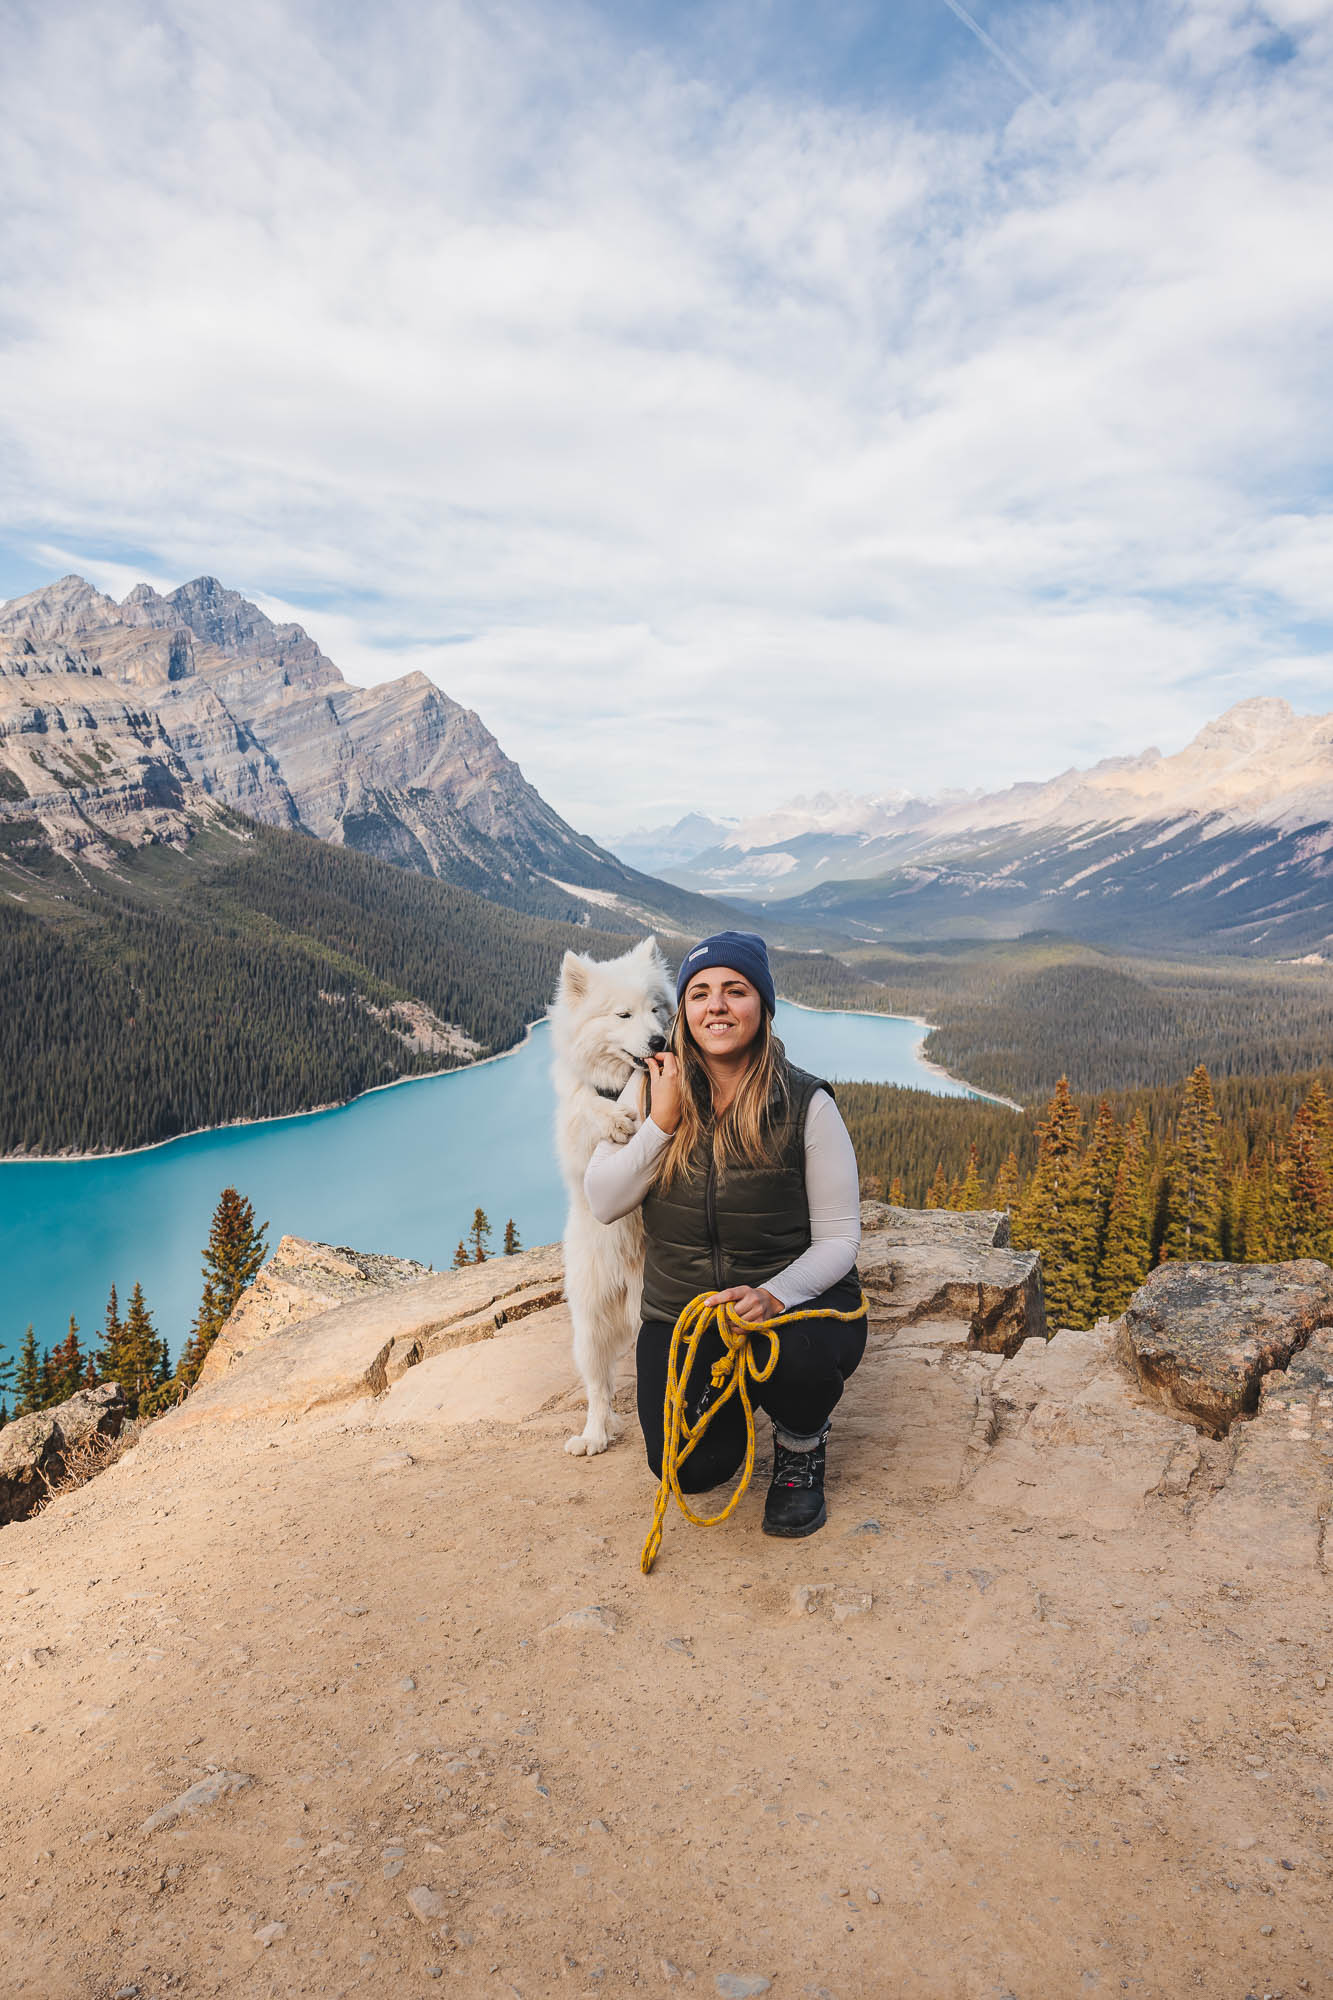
top-left (1, 1210), bottom-right (1330, 1998)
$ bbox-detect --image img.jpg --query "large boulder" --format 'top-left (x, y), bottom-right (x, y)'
top-left (0, 1382), bottom-right (125, 1526)
top-left (857, 1204), bottom-right (1045, 1357)
top-left (1116, 1259), bottom-right (1333, 1436)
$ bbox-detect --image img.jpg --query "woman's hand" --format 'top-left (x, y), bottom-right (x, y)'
top-left (703, 1284), bottom-right (785, 1324)
top-left (646, 1050), bottom-right (682, 1134)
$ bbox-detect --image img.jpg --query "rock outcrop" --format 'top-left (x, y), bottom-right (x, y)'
top-left (1116, 1259), bottom-right (1333, 1435)
top-left (0, 1382), bottom-right (125, 1525)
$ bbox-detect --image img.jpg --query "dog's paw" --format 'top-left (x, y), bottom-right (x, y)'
top-left (606, 1107), bottom-right (640, 1145)
top-left (564, 1428), bottom-right (611, 1457)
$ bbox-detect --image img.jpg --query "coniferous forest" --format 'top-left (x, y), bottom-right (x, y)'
top-left (840, 1063), bottom-right (1333, 1330)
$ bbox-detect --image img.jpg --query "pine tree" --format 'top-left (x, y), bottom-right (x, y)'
top-left (991, 1150), bottom-right (1022, 1212)
top-left (176, 1187), bottom-right (269, 1393)
top-left (469, 1207), bottom-right (492, 1263)
top-left (451, 1240), bottom-right (470, 1270)
top-left (1096, 1113), bottom-right (1153, 1316)
top-left (14, 1323), bottom-right (41, 1418)
top-left (956, 1145), bottom-right (984, 1211)
top-left (1016, 1078), bottom-right (1097, 1329)
top-left (121, 1283), bottom-right (160, 1418)
top-left (888, 1174), bottom-right (904, 1206)
top-left (503, 1218), bottom-right (521, 1256)
top-left (924, 1162), bottom-right (949, 1210)
top-left (1279, 1091), bottom-right (1333, 1261)
top-left (0, 1349), bottom-right (15, 1427)
top-left (1082, 1099), bottom-right (1123, 1276)
top-left (97, 1283), bottom-right (127, 1387)
top-left (1162, 1064), bottom-right (1223, 1263)
top-left (49, 1317), bottom-right (85, 1403)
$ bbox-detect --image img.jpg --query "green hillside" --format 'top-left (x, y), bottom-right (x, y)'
top-left (0, 813), bottom-right (642, 1155)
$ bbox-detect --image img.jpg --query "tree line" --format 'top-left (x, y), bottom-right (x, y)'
top-left (845, 1064), bottom-right (1333, 1331)
top-left (1, 1188), bottom-right (268, 1427)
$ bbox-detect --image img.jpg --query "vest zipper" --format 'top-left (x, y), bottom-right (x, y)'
top-left (705, 1154), bottom-right (724, 1290)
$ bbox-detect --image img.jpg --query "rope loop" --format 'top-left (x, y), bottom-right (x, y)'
top-left (639, 1289), bottom-right (870, 1575)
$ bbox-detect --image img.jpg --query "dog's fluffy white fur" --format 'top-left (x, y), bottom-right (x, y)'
top-left (551, 935), bottom-right (673, 1455)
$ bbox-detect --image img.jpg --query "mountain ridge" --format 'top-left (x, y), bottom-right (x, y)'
top-left (0, 572), bottom-right (729, 935)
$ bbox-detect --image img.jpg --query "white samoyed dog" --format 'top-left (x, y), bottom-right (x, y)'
top-left (551, 934), bottom-right (674, 1455)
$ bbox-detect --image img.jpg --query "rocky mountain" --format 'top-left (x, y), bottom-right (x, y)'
top-left (0, 574), bottom-right (725, 931)
top-left (659, 700), bottom-right (1333, 955)
top-left (609, 811), bottom-right (739, 875)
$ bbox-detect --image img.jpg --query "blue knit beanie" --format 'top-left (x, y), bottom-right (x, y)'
top-left (675, 931), bottom-right (776, 1015)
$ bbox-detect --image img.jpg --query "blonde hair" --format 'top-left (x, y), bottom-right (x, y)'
top-left (653, 1000), bottom-right (790, 1191)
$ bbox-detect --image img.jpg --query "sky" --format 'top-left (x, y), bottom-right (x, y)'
top-left (3, 0), bottom-right (1332, 838)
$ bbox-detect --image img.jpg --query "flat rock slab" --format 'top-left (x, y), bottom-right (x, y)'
top-left (373, 1306), bottom-right (578, 1429)
top-left (1117, 1260), bottom-right (1333, 1437)
top-left (165, 1245), bottom-right (564, 1429)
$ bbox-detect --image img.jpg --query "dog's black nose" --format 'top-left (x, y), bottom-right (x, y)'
top-left (648, 1034), bottom-right (668, 1053)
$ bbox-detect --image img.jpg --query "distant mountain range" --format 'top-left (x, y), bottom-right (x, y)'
top-left (0, 574), bottom-right (725, 934)
top-left (615, 701), bottom-right (1333, 956)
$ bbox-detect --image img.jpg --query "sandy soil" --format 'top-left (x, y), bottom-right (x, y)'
top-left (2, 1330), bottom-right (1331, 2000)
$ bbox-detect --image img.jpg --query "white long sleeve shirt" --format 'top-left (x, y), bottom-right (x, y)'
top-left (583, 1085), bottom-right (861, 1308)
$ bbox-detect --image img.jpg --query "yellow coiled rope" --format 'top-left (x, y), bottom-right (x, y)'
top-left (640, 1289), bottom-right (871, 1575)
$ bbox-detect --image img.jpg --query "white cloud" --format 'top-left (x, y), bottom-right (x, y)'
top-left (2, 0), bottom-right (1331, 837)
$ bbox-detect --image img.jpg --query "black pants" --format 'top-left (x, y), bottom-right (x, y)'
top-left (636, 1287), bottom-right (867, 1493)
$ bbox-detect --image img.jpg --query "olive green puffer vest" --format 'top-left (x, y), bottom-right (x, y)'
top-left (640, 1061), bottom-right (861, 1324)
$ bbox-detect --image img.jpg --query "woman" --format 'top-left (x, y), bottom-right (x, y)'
top-left (584, 929), bottom-right (865, 1538)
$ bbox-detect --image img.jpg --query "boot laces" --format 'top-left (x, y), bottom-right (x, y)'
top-left (771, 1431), bottom-right (828, 1490)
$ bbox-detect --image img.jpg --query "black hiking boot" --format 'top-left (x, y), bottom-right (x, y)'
top-left (762, 1424), bottom-right (829, 1538)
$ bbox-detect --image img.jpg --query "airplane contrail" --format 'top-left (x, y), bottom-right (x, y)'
top-left (935, 0), bottom-right (1059, 116)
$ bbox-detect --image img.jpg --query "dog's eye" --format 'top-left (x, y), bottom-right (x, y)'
top-left (617, 1010), bottom-right (631, 1019)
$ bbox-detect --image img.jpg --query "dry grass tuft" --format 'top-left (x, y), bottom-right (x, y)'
top-left (37, 1422), bottom-right (141, 1510)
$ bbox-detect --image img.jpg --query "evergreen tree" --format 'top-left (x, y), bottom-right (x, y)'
top-left (14, 1323), bottom-right (41, 1418)
top-left (992, 1150), bottom-right (1021, 1212)
top-left (175, 1187), bottom-right (268, 1393)
top-left (121, 1283), bottom-right (160, 1418)
top-left (469, 1207), bottom-right (492, 1263)
top-left (1082, 1099), bottom-right (1123, 1276)
top-left (97, 1283), bottom-right (127, 1387)
top-left (1096, 1113), bottom-right (1153, 1316)
top-left (924, 1162), bottom-right (949, 1210)
top-left (956, 1145), bottom-right (984, 1211)
top-left (888, 1174), bottom-right (904, 1206)
top-left (1162, 1064), bottom-right (1223, 1263)
top-left (503, 1218), bottom-right (521, 1256)
top-left (49, 1317), bottom-right (85, 1403)
top-left (38, 1346), bottom-right (59, 1407)
top-left (0, 1349), bottom-right (15, 1427)
top-left (1279, 1091), bottom-right (1333, 1260)
top-left (1016, 1078), bottom-right (1097, 1329)
top-left (451, 1239), bottom-right (470, 1270)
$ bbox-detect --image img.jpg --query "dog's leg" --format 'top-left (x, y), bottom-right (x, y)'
top-left (565, 1286), bottom-right (626, 1456)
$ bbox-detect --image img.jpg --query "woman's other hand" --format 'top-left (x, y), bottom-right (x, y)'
top-left (703, 1284), bottom-right (785, 1323)
top-left (646, 1050), bottom-right (682, 1133)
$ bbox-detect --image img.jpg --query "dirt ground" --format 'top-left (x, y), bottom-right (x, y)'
top-left (2, 1319), bottom-right (1331, 2000)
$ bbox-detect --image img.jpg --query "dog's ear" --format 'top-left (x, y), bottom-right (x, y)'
top-left (632, 933), bottom-right (663, 963)
top-left (558, 950), bottom-right (590, 1001)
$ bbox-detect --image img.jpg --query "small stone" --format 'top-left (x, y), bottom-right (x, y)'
top-left (867, 1889), bottom-right (881, 1905)
top-left (587, 1818), bottom-right (608, 1834)
top-left (383, 1858), bottom-right (405, 1879)
top-left (832, 1593), bottom-right (873, 1623)
top-left (661, 1961), bottom-right (682, 1983)
top-left (546, 1606), bottom-right (618, 1636)
top-left (847, 1519), bottom-right (882, 1535)
top-left (113, 1988), bottom-right (141, 1998)
top-left (426, 1970), bottom-right (443, 1981)
top-left (1260, 1924), bottom-right (1274, 1936)
top-left (715, 1978), bottom-right (772, 1998)
top-left (791, 1584), bottom-right (826, 1615)
top-left (408, 1884), bottom-right (447, 1923)
top-left (1236, 1835), bottom-right (1258, 1850)
top-left (324, 1877), bottom-right (361, 1900)
top-left (253, 1921), bottom-right (287, 1946)
top-left (398, 1677), bottom-right (417, 1693)
top-left (371, 1452), bottom-right (415, 1474)
top-left (1316, 1675), bottom-right (1327, 1691)
top-left (141, 1770), bottom-right (253, 1835)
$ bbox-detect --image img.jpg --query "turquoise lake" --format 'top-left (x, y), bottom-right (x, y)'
top-left (0, 1003), bottom-right (984, 1371)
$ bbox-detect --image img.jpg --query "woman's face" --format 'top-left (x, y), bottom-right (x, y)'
top-left (681, 965), bottom-right (764, 1060)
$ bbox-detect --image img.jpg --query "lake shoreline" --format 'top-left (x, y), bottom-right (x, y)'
top-left (0, 998), bottom-right (1017, 1167)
